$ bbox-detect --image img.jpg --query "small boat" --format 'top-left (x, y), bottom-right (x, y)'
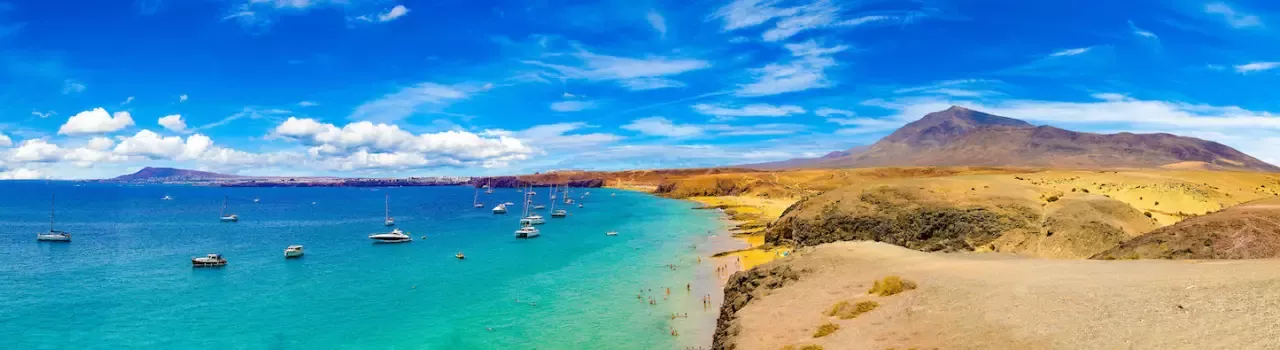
top-left (493, 204), bottom-right (508, 214)
top-left (369, 228), bottom-right (412, 243)
top-left (455, 252), bottom-right (465, 260)
top-left (162, 195), bottom-right (173, 201)
top-left (611, 193), bottom-right (616, 197)
top-left (578, 204), bottom-right (584, 208)
top-left (192, 253), bottom-right (227, 267)
top-left (384, 194), bottom-right (395, 226)
top-left (37, 194), bottom-right (72, 242)
top-left (515, 225), bottom-right (540, 238)
top-left (533, 204), bottom-right (545, 210)
top-left (219, 195), bottom-right (238, 222)
top-left (551, 209), bottom-right (567, 218)
top-left (474, 203), bottom-right (484, 208)
top-left (504, 201), bottom-right (514, 206)
top-left (253, 197), bottom-right (261, 203)
top-left (284, 245), bottom-right (304, 258)
top-left (606, 231), bottom-right (618, 236)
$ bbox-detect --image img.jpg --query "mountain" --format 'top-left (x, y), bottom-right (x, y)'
top-left (107, 167), bottom-right (242, 182)
top-left (753, 106), bottom-right (1278, 172)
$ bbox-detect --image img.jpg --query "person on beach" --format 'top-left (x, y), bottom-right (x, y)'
top-left (665, 288), bottom-right (670, 296)
top-left (686, 283), bottom-right (691, 292)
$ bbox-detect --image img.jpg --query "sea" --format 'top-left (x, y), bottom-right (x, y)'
top-left (0, 181), bottom-right (727, 349)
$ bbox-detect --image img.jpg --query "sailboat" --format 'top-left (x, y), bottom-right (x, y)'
top-left (484, 178), bottom-right (494, 194)
top-left (384, 194), bottom-right (395, 226)
top-left (473, 187), bottom-right (484, 208)
top-left (219, 195), bottom-right (238, 222)
top-left (515, 188), bottom-right (541, 238)
top-left (549, 184), bottom-right (567, 218)
top-left (520, 185), bottom-right (545, 225)
top-left (36, 194), bottom-right (71, 242)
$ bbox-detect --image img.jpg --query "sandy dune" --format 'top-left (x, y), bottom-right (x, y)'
top-left (727, 241), bottom-right (1280, 350)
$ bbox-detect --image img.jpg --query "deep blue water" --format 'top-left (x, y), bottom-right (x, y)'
top-left (0, 182), bottom-right (722, 349)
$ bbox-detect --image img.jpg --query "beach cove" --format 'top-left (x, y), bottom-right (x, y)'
top-left (1, 181), bottom-right (735, 349)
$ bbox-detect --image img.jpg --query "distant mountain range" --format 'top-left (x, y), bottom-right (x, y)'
top-left (747, 106), bottom-right (1279, 172)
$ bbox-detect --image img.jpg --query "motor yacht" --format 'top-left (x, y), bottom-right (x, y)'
top-left (284, 245), bottom-right (304, 258)
top-left (369, 228), bottom-right (412, 243)
top-left (192, 254), bottom-right (227, 267)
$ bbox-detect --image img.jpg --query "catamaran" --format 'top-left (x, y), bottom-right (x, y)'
top-left (384, 194), bottom-right (395, 226)
top-left (36, 194), bottom-right (71, 242)
top-left (219, 195), bottom-right (238, 222)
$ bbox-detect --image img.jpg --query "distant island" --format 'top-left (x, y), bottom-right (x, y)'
top-left (98, 167), bottom-right (607, 188)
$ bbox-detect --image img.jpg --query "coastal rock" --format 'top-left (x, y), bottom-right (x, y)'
top-left (713, 264), bottom-right (801, 350)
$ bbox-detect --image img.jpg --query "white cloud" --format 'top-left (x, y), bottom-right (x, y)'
top-left (158, 114), bottom-right (187, 132)
top-left (0, 133), bottom-right (10, 147)
top-left (10, 139), bottom-right (62, 162)
top-left (348, 82), bottom-right (473, 122)
top-left (622, 117), bottom-right (704, 137)
top-left (0, 168), bottom-right (43, 180)
top-left (1129, 20), bottom-right (1157, 39)
top-left (61, 80), bottom-right (86, 94)
top-left (705, 123), bottom-right (807, 136)
top-left (31, 110), bottom-right (55, 119)
top-left (562, 92), bottom-right (576, 98)
top-left (298, 101), bottom-right (318, 107)
top-left (86, 137), bottom-right (114, 151)
top-left (122, 96), bottom-right (135, 105)
top-left (179, 94), bottom-right (189, 102)
top-left (112, 130), bottom-right (213, 160)
top-left (646, 9), bottom-right (667, 38)
top-left (57, 108), bottom-right (135, 135)
top-left (711, 0), bottom-right (901, 42)
top-left (815, 107), bottom-right (854, 117)
top-left (1205, 2), bottom-right (1262, 28)
top-left (523, 46), bottom-right (710, 91)
top-left (693, 103), bottom-right (805, 119)
top-left (736, 40), bottom-right (846, 96)
top-left (550, 100), bottom-right (597, 112)
top-left (273, 117), bottom-right (534, 168)
top-left (377, 5), bottom-right (409, 22)
top-left (492, 122), bottom-right (622, 152)
top-left (1049, 47), bottom-right (1092, 57)
top-left (1234, 61), bottom-right (1280, 74)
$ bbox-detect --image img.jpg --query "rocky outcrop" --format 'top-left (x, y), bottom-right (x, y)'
top-left (713, 264), bottom-right (802, 350)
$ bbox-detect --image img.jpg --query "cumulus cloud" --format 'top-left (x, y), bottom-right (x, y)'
top-left (736, 40), bottom-right (846, 96)
top-left (9, 139), bottom-right (63, 162)
top-left (0, 132), bottom-right (10, 147)
top-left (692, 103), bottom-right (805, 119)
top-left (622, 117), bottom-right (704, 137)
top-left (550, 100), bottom-right (597, 112)
top-left (57, 108), bottom-right (135, 135)
top-left (273, 117), bottom-right (534, 169)
top-left (86, 137), bottom-right (114, 151)
top-left (0, 168), bottom-right (43, 180)
top-left (158, 114), bottom-right (187, 132)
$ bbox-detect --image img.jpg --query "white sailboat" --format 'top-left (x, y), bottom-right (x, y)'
top-left (473, 187), bottom-right (484, 208)
top-left (515, 186), bottom-right (541, 238)
top-left (219, 195), bottom-right (238, 222)
top-left (36, 194), bottom-right (71, 242)
top-left (384, 194), bottom-right (395, 226)
top-left (485, 178), bottom-right (494, 194)
top-left (550, 185), bottom-right (567, 218)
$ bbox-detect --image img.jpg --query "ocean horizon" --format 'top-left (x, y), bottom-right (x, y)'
top-left (1, 181), bottom-right (726, 349)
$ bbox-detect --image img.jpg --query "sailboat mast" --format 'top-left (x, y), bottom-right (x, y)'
top-left (385, 194), bottom-right (390, 219)
top-left (221, 195), bottom-right (227, 217)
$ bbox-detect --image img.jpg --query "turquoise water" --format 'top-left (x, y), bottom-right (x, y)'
top-left (0, 182), bottom-right (722, 349)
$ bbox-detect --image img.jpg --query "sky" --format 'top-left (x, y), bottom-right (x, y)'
top-left (4, 0), bottom-right (1280, 179)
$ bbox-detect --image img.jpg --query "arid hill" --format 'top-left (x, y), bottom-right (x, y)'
top-left (750, 106), bottom-right (1279, 172)
top-left (1094, 197), bottom-right (1280, 259)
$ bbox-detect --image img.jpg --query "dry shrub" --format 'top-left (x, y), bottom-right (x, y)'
top-left (813, 323), bottom-right (840, 338)
top-left (826, 300), bottom-right (879, 319)
top-left (869, 276), bottom-right (917, 296)
top-left (782, 345), bottom-right (824, 350)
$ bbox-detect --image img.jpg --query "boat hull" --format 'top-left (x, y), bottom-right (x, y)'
top-left (36, 234), bottom-right (71, 242)
top-left (284, 251), bottom-right (304, 258)
top-left (192, 260), bottom-right (227, 267)
top-left (371, 238), bottom-right (412, 243)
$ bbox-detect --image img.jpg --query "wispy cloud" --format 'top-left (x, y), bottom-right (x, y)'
top-left (710, 0), bottom-right (907, 42)
top-left (549, 100), bottom-right (597, 112)
top-left (61, 79), bottom-right (85, 94)
top-left (1234, 61), bottom-right (1280, 73)
top-left (523, 44), bottom-right (710, 91)
top-left (1049, 47), bottom-right (1092, 57)
top-left (736, 39), bottom-right (846, 96)
top-left (298, 101), bottom-right (318, 107)
top-left (692, 103), bottom-right (805, 119)
top-left (352, 4), bottom-right (410, 23)
top-left (179, 94), bottom-right (188, 102)
top-left (31, 110), bottom-right (55, 119)
top-left (348, 82), bottom-right (474, 122)
top-left (622, 117), bottom-right (703, 138)
top-left (122, 96), bottom-right (135, 105)
top-left (646, 9), bottom-right (667, 38)
top-left (815, 107), bottom-right (854, 117)
top-left (1128, 20), bottom-right (1157, 39)
top-left (1205, 2), bottom-right (1262, 28)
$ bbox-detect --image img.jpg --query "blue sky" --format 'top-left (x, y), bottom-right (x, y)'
top-left (4, 0), bottom-right (1280, 179)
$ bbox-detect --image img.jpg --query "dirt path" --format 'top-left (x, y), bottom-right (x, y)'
top-left (728, 241), bottom-right (1280, 350)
